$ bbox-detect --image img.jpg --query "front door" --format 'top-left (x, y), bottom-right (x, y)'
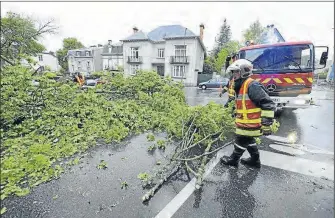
top-left (157, 65), bottom-right (164, 76)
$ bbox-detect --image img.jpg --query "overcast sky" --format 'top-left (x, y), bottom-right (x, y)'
top-left (2, 2), bottom-right (334, 57)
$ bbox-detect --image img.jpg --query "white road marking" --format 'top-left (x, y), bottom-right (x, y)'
top-left (155, 148), bottom-right (227, 218)
top-left (266, 135), bottom-right (291, 144)
top-left (266, 135), bottom-right (334, 155)
top-left (155, 145), bottom-right (334, 218)
top-left (269, 144), bottom-right (306, 155)
top-left (260, 150), bottom-right (334, 181)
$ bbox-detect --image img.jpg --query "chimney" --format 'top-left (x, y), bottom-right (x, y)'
top-left (200, 23), bottom-right (205, 41)
top-left (108, 40), bottom-right (112, 45)
top-left (133, 26), bottom-right (139, 34)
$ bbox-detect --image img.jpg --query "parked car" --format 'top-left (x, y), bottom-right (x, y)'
top-left (198, 77), bottom-right (229, 90)
top-left (81, 79), bottom-right (97, 89)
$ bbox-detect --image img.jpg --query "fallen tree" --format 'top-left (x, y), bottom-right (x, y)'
top-left (0, 65), bottom-right (236, 202)
top-left (1, 65), bottom-right (281, 207)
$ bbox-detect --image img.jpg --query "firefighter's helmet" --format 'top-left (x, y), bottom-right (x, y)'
top-left (226, 59), bottom-right (253, 78)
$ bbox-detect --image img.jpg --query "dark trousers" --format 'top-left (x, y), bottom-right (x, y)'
top-left (231, 135), bottom-right (259, 159)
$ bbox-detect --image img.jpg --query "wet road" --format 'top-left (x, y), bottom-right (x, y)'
top-left (2, 86), bottom-right (334, 218)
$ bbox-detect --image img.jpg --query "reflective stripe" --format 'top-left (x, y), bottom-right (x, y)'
top-left (249, 143), bottom-right (257, 147)
top-left (234, 143), bottom-right (246, 150)
top-left (261, 110), bottom-right (274, 118)
top-left (236, 95), bottom-right (250, 100)
top-left (295, 78), bottom-right (304, 83)
top-left (236, 128), bottom-right (262, 136)
top-left (307, 77), bottom-right (313, 83)
top-left (255, 78), bottom-right (261, 82)
top-left (262, 78), bottom-right (271, 84)
top-left (241, 78), bottom-right (252, 119)
top-left (223, 87), bottom-right (228, 91)
top-left (273, 78), bottom-right (282, 83)
top-left (236, 118), bottom-right (262, 124)
top-left (237, 108), bottom-right (261, 113)
top-left (284, 78), bottom-right (294, 83)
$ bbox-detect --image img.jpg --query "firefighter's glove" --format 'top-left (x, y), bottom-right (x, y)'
top-left (219, 93), bottom-right (222, 98)
top-left (261, 117), bottom-right (273, 126)
top-left (261, 125), bottom-right (272, 136)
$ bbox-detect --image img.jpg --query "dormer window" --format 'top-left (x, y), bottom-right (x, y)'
top-left (86, 51), bottom-right (90, 56)
top-left (76, 51), bottom-right (80, 56)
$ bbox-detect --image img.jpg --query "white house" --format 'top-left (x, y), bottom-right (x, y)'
top-left (20, 52), bottom-right (60, 72)
top-left (120, 24), bottom-right (206, 86)
top-left (67, 46), bottom-right (103, 76)
top-left (101, 40), bottom-right (123, 71)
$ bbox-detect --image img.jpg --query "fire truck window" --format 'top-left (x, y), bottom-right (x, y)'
top-left (301, 48), bottom-right (311, 67)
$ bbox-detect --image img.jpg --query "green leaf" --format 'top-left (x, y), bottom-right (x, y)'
top-left (1, 207), bottom-right (7, 215)
top-left (15, 187), bottom-right (30, 197)
top-left (97, 160), bottom-right (108, 170)
top-left (120, 181), bottom-right (128, 189)
top-left (146, 133), bottom-right (155, 141)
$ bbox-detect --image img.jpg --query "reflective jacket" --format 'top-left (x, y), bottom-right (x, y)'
top-left (228, 79), bottom-right (235, 98)
top-left (223, 77), bottom-right (236, 107)
top-left (235, 78), bottom-right (275, 137)
top-left (75, 75), bottom-right (85, 86)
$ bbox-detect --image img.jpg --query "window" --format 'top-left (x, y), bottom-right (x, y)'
top-left (77, 61), bottom-right (81, 70)
top-left (157, 66), bottom-right (164, 76)
top-left (175, 45), bottom-right (186, 57)
top-left (87, 61), bottom-right (91, 71)
top-left (172, 65), bottom-right (186, 78)
top-left (158, 49), bottom-right (165, 58)
top-left (76, 51), bottom-right (80, 56)
top-left (109, 47), bottom-right (112, 53)
top-left (38, 55), bottom-right (43, 61)
top-left (86, 51), bottom-right (90, 56)
top-left (130, 47), bottom-right (139, 58)
top-left (87, 61), bottom-right (90, 67)
top-left (130, 65), bottom-right (140, 75)
top-left (72, 65), bottom-right (75, 72)
top-left (239, 44), bottom-right (313, 72)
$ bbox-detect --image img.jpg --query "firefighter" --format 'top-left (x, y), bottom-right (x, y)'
top-left (220, 59), bottom-right (275, 168)
top-left (75, 72), bottom-right (85, 86)
top-left (220, 53), bottom-right (238, 108)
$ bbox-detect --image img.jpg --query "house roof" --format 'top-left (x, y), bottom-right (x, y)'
top-left (121, 25), bottom-right (206, 52)
top-left (67, 47), bottom-right (102, 56)
top-left (147, 25), bottom-right (196, 41)
top-left (122, 31), bottom-right (148, 41)
top-left (41, 52), bottom-right (56, 58)
top-left (102, 42), bottom-right (123, 55)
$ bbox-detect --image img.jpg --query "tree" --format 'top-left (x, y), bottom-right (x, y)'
top-left (0, 12), bottom-right (57, 65)
top-left (214, 41), bottom-right (241, 73)
top-left (203, 57), bottom-right (216, 74)
top-left (212, 18), bottom-right (232, 57)
top-left (242, 20), bottom-right (265, 44)
top-left (56, 38), bottom-right (84, 72)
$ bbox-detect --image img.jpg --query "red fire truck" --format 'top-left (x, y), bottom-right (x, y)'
top-left (234, 25), bottom-right (329, 113)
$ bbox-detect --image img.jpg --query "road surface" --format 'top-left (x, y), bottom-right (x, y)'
top-left (2, 85), bottom-right (334, 218)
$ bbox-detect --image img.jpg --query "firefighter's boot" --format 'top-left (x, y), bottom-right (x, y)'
top-left (241, 146), bottom-right (261, 168)
top-left (220, 146), bottom-right (245, 167)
